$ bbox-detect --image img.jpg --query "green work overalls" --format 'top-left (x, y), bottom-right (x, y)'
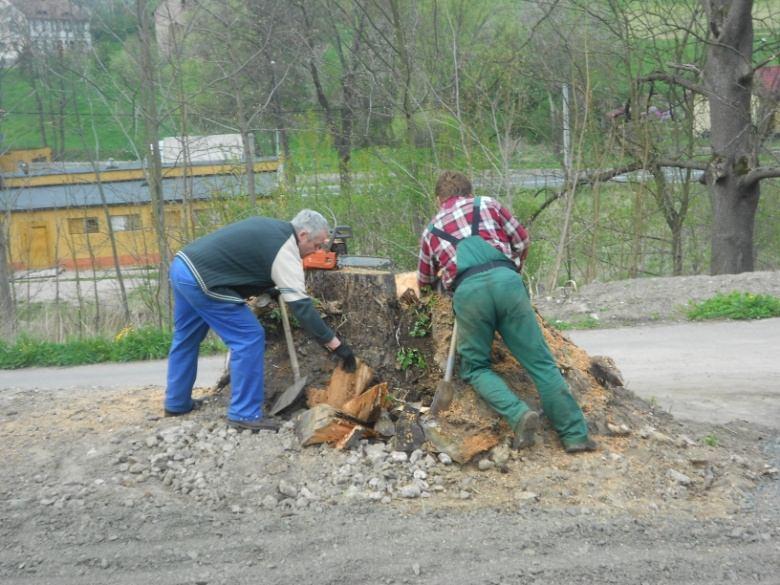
top-left (434, 198), bottom-right (590, 447)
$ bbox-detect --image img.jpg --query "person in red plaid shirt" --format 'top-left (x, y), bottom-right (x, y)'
top-left (417, 171), bottom-right (596, 453)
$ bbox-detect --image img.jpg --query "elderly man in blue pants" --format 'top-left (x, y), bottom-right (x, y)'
top-left (164, 209), bottom-right (356, 431)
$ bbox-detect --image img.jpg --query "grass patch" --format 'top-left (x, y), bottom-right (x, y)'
top-left (551, 315), bottom-right (602, 330)
top-left (686, 291), bottom-right (780, 321)
top-left (0, 327), bottom-right (226, 369)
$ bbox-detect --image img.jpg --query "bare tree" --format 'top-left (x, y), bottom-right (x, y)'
top-left (136, 0), bottom-right (170, 323)
top-left (641, 0), bottom-right (780, 274)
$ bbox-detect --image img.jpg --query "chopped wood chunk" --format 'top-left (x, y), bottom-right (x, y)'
top-left (306, 361), bottom-right (374, 409)
top-left (340, 382), bottom-right (387, 423)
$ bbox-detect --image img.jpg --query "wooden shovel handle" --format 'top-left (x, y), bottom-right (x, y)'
top-left (279, 299), bottom-right (301, 382)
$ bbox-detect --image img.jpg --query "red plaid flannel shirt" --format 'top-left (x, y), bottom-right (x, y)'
top-left (417, 195), bottom-right (530, 290)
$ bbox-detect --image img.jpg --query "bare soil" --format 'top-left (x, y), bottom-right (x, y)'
top-left (1, 270), bottom-right (779, 584)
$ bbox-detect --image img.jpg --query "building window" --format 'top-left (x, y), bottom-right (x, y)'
top-left (110, 214), bottom-right (142, 231)
top-left (164, 208), bottom-right (181, 229)
top-left (68, 217), bottom-right (99, 234)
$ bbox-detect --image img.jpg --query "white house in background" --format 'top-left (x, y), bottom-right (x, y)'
top-left (159, 134), bottom-right (246, 164)
top-left (0, 0), bottom-right (91, 66)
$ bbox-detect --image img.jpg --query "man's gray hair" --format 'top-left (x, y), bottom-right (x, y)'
top-left (291, 209), bottom-right (329, 235)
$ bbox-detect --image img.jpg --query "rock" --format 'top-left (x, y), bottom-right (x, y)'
top-left (588, 355), bottom-right (624, 387)
top-left (491, 444), bottom-right (511, 468)
top-left (410, 449), bottom-right (424, 464)
top-left (413, 469), bottom-right (427, 480)
top-left (477, 459), bottom-right (495, 471)
top-left (391, 411), bottom-right (426, 452)
top-left (145, 436), bottom-right (159, 448)
top-left (438, 453), bottom-right (453, 465)
top-left (606, 423), bottom-right (631, 436)
top-left (399, 484), bottom-right (421, 499)
top-left (278, 480), bottom-right (298, 498)
top-left (390, 451), bottom-right (409, 463)
top-left (412, 563), bottom-right (421, 576)
top-left (458, 490), bottom-right (471, 500)
top-left (667, 469), bottom-right (692, 486)
top-left (365, 443), bottom-right (388, 463)
top-left (515, 491), bottom-right (540, 503)
top-left (374, 412), bottom-right (396, 437)
top-left (261, 495), bottom-right (278, 509)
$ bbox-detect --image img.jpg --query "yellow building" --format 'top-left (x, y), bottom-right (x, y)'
top-left (1, 158), bottom-right (279, 270)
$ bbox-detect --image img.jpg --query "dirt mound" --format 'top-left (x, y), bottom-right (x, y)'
top-left (534, 270), bottom-right (780, 327)
top-left (3, 278), bottom-right (774, 527)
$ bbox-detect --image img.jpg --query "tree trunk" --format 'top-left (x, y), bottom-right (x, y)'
top-left (703, 0), bottom-right (757, 274)
top-left (137, 0), bottom-right (170, 324)
top-left (306, 268), bottom-right (399, 373)
top-left (0, 217), bottom-right (16, 337)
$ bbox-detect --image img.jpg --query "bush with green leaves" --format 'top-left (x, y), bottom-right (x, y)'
top-left (686, 291), bottom-right (780, 321)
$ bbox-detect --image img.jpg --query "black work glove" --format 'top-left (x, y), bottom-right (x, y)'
top-left (265, 287), bottom-right (281, 300)
top-left (334, 343), bottom-right (357, 373)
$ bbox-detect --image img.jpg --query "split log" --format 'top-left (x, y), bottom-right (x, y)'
top-left (340, 382), bottom-right (387, 423)
top-left (306, 361), bottom-right (374, 409)
top-left (295, 403), bottom-right (378, 448)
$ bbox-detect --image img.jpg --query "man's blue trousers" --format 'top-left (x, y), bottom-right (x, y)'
top-left (165, 257), bottom-right (266, 421)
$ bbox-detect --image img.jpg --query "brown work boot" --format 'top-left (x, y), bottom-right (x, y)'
top-left (227, 417), bottom-right (281, 433)
top-left (563, 438), bottom-right (598, 454)
top-left (511, 410), bottom-right (540, 450)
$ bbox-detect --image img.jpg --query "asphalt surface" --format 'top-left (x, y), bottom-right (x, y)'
top-left (2, 318), bottom-right (778, 429)
top-left (569, 317), bottom-right (780, 430)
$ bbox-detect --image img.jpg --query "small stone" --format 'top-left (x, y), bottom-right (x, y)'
top-left (412, 563), bottom-right (421, 576)
top-left (477, 459), bottom-right (495, 471)
top-left (491, 444), bottom-right (511, 468)
top-left (145, 436), bottom-right (159, 448)
top-left (390, 451), bottom-right (408, 463)
top-left (399, 484), bottom-right (421, 499)
top-left (365, 443), bottom-right (388, 462)
top-left (606, 423), bottom-right (631, 436)
top-left (410, 449), bottom-right (424, 464)
top-left (261, 495), bottom-right (278, 509)
top-left (667, 469), bottom-right (692, 486)
top-left (278, 480), bottom-right (298, 498)
top-left (438, 453), bottom-right (453, 465)
top-left (459, 490), bottom-right (471, 500)
top-left (413, 469), bottom-right (428, 480)
top-left (515, 491), bottom-right (539, 503)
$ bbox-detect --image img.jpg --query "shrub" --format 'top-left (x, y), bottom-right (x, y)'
top-left (686, 291), bottom-right (780, 321)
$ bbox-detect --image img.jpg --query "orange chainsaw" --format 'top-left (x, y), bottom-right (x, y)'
top-left (302, 226), bottom-right (392, 270)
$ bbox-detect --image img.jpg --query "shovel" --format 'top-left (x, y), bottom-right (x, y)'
top-left (270, 299), bottom-right (308, 416)
top-left (430, 320), bottom-right (458, 416)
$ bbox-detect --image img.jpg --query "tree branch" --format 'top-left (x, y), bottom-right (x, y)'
top-left (639, 72), bottom-right (707, 96)
top-left (529, 163), bottom-right (643, 223)
top-left (741, 166), bottom-right (780, 187)
top-left (655, 159), bottom-right (708, 171)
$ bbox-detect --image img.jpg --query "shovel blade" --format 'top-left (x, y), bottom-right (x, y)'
top-left (270, 375), bottom-right (309, 416)
top-left (430, 380), bottom-right (455, 416)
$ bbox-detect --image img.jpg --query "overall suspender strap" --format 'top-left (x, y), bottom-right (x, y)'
top-left (470, 197), bottom-right (481, 236)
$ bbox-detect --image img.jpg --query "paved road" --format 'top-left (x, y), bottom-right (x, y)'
top-left (570, 318), bottom-right (780, 430)
top-left (2, 318), bottom-right (778, 429)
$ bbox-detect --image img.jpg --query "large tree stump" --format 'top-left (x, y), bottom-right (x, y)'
top-left (306, 268), bottom-right (400, 372)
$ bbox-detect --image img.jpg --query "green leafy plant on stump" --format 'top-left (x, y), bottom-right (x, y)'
top-left (396, 347), bottom-right (426, 370)
top-left (686, 292), bottom-right (780, 321)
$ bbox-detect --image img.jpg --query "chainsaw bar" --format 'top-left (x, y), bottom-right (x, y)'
top-left (337, 255), bottom-right (393, 269)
